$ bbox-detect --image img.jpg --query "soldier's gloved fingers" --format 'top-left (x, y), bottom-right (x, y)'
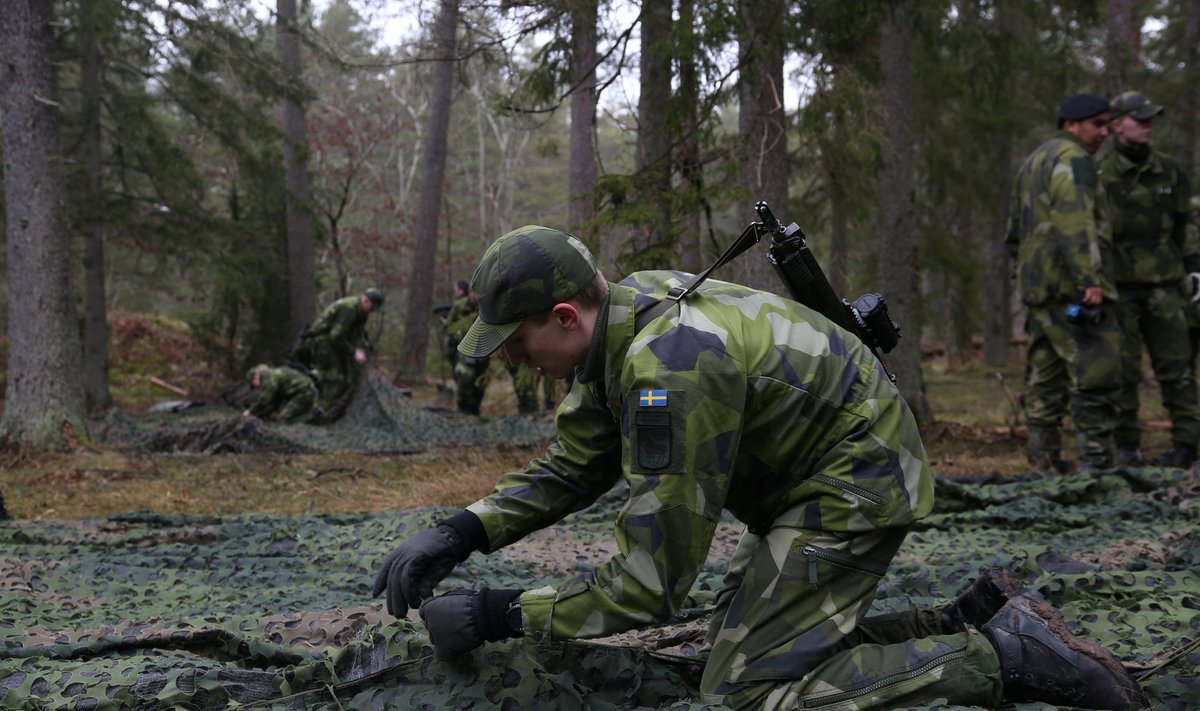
top-left (386, 552), bottom-right (421, 617)
top-left (371, 550), bottom-right (397, 598)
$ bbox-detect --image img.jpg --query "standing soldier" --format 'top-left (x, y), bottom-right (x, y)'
top-left (1188, 195), bottom-right (1200, 369)
top-left (242, 364), bottom-right (318, 424)
top-left (293, 288), bottom-right (383, 414)
top-left (1005, 93), bottom-right (1122, 473)
top-left (440, 280), bottom-right (471, 369)
top-left (1097, 91), bottom-right (1200, 468)
top-left (447, 286), bottom-right (490, 415)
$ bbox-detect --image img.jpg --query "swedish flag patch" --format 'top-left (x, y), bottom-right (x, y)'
top-left (639, 389), bottom-right (668, 407)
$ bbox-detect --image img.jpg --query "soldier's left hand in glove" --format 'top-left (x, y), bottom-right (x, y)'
top-left (419, 588), bottom-right (524, 661)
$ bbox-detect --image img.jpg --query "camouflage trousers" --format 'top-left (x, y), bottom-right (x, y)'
top-left (454, 356), bottom-right (492, 415)
top-left (1023, 304), bottom-right (1122, 468)
top-left (512, 364), bottom-right (559, 414)
top-left (276, 387), bottom-right (317, 424)
top-left (702, 521), bottom-right (1002, 710)
top-left (1112, 286), bottom-right (1200, 448)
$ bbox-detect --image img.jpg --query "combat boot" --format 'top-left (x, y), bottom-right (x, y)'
top-left (1150, 444), bottom-right (1196, 469)
top-left (982, 593), bottom-right (1145, 710)
top-left (941, 566), bottom-right (1026, 632)
top-left (1027, 452), bottom-right (1074, 475)
top-left (1114, 445), bottom-right (1144, 467)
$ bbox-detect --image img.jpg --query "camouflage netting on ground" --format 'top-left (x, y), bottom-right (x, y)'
top-left (0, 467), bottom-right (1197, 710)
top-left (93, 370), bottom-right (555, 454)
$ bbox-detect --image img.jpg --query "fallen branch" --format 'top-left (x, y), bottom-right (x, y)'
top-left (147, 375), bottom-right (189, 398)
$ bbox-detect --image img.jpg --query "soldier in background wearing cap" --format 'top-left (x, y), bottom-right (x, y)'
top-left (369, 226), bottom-right (1143, 709)
top-left (1005, 92), bottom-right (1122, 473)
top-left (1096, 91), bottom-right (1200, 468)
top-left (291, 288), bottom-right (383, 415)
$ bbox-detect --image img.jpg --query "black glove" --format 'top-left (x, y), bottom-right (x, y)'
top-left (371, 524), bottom-right (472, 617)
top-left (419, 588), bottom-right (523, 661)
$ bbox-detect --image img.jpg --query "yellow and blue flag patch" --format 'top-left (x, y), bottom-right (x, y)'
top-left (639, 389), bottom-right (669, 407)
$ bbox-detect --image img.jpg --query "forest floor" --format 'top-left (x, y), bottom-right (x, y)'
top-left (0, 312), bottom-right (1177, 521)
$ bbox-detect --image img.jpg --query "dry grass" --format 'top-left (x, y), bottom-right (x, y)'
top-left (1, 442), bottom-right (545, 520)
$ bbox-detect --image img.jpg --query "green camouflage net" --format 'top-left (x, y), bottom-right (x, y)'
top-left (93, 370), bottom-right (555, 454)
top-left (0, 467), bottom-right (1196, 710)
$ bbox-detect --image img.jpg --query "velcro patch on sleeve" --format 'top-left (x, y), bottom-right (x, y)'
top-left (1071, 156), bottom-right (1096, 187)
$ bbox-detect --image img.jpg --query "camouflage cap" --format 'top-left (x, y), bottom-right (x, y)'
top-left (1110, 91), bottom-right (1163, 121)
top-left (1192, 195), bottom-right (1200, 212)
top-left (247, 363), bottom-right (270, 382)
top-left (364, 288), bottom-right (384, 307)
top-left (458, 225), bottom-right (599, 358)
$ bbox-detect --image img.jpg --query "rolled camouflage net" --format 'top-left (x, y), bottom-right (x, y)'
top-left (94, 369), bottom-right (555, 454)
top-left (0, 468), bottom-right (1196, 709)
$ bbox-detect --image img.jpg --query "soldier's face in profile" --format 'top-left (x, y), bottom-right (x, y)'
top-left (502, 306), bottom-right (587, 380)
top-left (1111, 115), bottom-right (1153, 146)
top-left (1065, 114), bottom-right (1110, 153)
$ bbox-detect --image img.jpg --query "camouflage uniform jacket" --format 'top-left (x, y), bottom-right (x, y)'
top-left (1005, 131), bottom-right (1115, 306)
top-left (307, 296), bottom-right (370, 360)
top-left (445, 295), bottom-right (478, 346)
top-left (248, 366), bottom-right (317, 421)
top-left (1096, 142), bottom-right (1199, 286)
top-left (465, 271), bottom-right (933, 644)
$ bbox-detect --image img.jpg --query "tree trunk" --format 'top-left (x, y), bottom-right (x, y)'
top-left (675, 0), bottom-right (703, 273)
top-left (79, 0), bottom-right (112, 412)
top-left (277, 0), bottom-right (316, 341)
top-left (1104, 0), bottom-right (1141, 96)
top-left (0, 0), bottom-right (87, 448)
top-left (983, 2), bottom-right (1017, 368)
top-left (876, 0), bottom-right (932, 425)
top-left (1180, 0), bottom-right (1200, 178)
top-left (636, 0), bottom-right (672, 252)
top-left (567, 0), bottom-right (598, 241)
top-left (827, 96), bottom-right (849, 296)
top-left (983, 129), bottom-right (1014, 367)
top-left (734, 0), bottom-right (788, 292)
top-left (398, 0), bottom-right (459, 381)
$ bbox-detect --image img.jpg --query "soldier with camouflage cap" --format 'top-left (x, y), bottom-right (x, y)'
top-left (1096, 91), bottom-right (1200, 468)
top-left (371, 226), bottom-right (1143, 709)
top-left (291, 289), bottom-right (383, 414)
top-left (242, 364), bottom-right (318, 424)
top-left (1005, 92), bottom-right (1123, 472)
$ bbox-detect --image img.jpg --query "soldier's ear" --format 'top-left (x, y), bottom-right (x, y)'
top-left (550, 303), bottom-right (580, 331)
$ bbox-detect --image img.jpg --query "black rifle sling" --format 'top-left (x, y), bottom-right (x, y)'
top-left (632, 220), bottom-right (764, 334)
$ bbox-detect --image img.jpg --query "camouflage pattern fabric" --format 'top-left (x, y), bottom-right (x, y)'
top-left (248, 366), bottom-right (318, 424)
top-left (512, 364), bottom-right (555, 413)
top-left (95, 369), bottom-right (553, 454)
top-left (1005, 131), bottom-right (1115, 307)
top-left (464, 271), bottom-right (937, 703)
top-left (453, 355), bottom-right (491, 415)
top-left (1097, 141), bottom-right (1199, 452)
top-left (1096, 142), bottom-right (1197, 288)
top-left (1023, 304), bottom-right (1122, 467)
top-left (0, 468), bottom-right (1196, 710)
top-left (1110, 287), bottom-right (1199, 449)
top-left (295, 296), bottom-right (373, 409)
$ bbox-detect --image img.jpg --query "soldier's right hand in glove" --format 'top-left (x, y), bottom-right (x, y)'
top-left (372, 524), bottom-right (472, 617)
top-left (1186, 272), bottom-right (1200, 303)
